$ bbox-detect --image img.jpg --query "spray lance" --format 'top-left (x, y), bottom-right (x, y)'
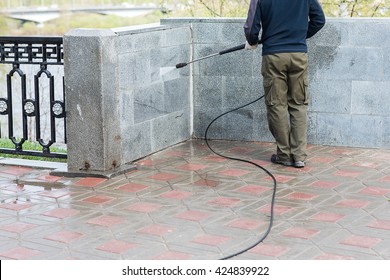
top-left (176, 39), bottom-right (263, 68)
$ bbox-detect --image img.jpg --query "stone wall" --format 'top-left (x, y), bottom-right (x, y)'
top-left (63, 18), bottom-right (390, 175)
top-left (64, 24), bottom-right (192, 174)
top-left (162, 18), bottom-right (390, 149)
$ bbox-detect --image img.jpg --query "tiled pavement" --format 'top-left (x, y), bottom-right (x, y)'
top-left (0, 139), bottom-right (389, 260)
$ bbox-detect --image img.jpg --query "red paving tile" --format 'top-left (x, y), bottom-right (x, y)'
top-left (87, 215), bottom-right (124, 227)
top-left (178, 164), bottom-right (207, 171)
top-left (160, 190), bottom-right (192, 200)
top-left (194, 179), bottom-right (219, 187)
top-left (75, 177), bottom-right (107, 187)
top-left (368, 220), bottom-right (390, 231)
top-left (44, 231), bottom-right (83, 243)
top-left (0, 202), bottom-right (33, 211)
top-left (37, 174), bottom-right (62, 182)
top-left (0, 247), bottom-right (41, 259)
top-left (310, 212), bottom-right (345, 223)
top-left (192, 234), bottom-right (231, 246)
top-left (264, 174), bottom-right (295, 183)
top-left (43, 208), bottom-right (80, 219)
top-left (235, 184), bottom-right (271, 195)
top-left (310, 181), bottom-right (341, 189)
top-left (203, 155), bottom-right (227, 162)
top-left (82, 195), bottom-right (115, 204)
top-left (148, 172), bottom-right (179, 181)
top-left (333, 170), bottom-right (361, 177)
top-left (97, 240), bottom-right (137, 254)
top-left (116, 182), bottom-right (148, 193)
top-left (380, 175), bottom-right (390, 182)
top-left (227, 218), bottom-right (264, 230)
top-left (340, 235), bottom-right (382, 249)
top-left (248, 159), bottom-right (272, 167)
top-left (126, 202), bottom-right (162, 213)
top-left (282, 227), bottom-right (319, 239)
top-left (258, 204), bottom-right (291, 215)
top-left (1, 222), bottom-right (37, 233)
top-left (207, 197), bottom-right (241, 207)
top-left (249, 243), bottom-right (290, 257)
top-left (285, 192), bottom-right (318, 201)
top-left (218, 169), bottom-right (251, 177)
top-left (336, 199), bottom-right (370, 208)
top-left (175, 210), bottom-right (210, 221)
top-left (359, 187), bottom-right (390, 196)
top-left (137, 224), bottom-right (175, 236)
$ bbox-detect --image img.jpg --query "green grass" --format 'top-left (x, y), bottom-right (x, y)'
top-left (0, 138), bottom-right (67, 162)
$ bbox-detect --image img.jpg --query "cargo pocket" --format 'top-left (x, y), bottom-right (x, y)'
top-left (298, 78), bottom-right (309, 105)
top-left (264, 78), bottom-right (275, 106)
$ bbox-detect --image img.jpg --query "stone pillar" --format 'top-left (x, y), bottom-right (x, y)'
top-left (60, 29), bottom-right (134, 177)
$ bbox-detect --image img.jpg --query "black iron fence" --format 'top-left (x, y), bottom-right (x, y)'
top-left (0, 36), bottom-right (66, 159)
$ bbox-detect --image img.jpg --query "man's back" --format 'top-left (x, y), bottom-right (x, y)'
top-left (244, 0), bottom-right (325, 55)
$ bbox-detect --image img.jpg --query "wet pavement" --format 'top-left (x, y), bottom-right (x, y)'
top-left (0, 139), bottom-right (389, 260)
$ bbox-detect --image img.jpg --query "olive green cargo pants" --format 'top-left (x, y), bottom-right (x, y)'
top-left (261, 52), bottom-right (308, 162)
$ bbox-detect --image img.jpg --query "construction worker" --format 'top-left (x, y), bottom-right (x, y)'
top-left (244, 0), bottom-right (325, 168)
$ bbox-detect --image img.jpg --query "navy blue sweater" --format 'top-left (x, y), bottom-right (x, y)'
top-left (244, 0), bottom-right (325, 55)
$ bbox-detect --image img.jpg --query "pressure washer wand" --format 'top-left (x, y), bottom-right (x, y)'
top-left (175, 40), bottom-right (262, 69)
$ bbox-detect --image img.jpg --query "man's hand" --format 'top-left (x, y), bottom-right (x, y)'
top-left (245, 41), bottom-right (258, 50)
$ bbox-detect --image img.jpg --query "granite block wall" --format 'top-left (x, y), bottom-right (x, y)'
top-left (63, 18), bottom-right (390, 174)
top-left (162, 18), bottom-right (390, 149)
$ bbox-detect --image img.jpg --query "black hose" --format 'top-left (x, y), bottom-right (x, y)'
top-left (203, 94), bottom-right (278, 260)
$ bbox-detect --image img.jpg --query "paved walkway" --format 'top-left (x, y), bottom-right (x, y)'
top-left (0, 140), bottom-right (389, 260)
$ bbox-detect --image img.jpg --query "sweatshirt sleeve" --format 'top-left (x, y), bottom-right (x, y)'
top-left (307, 0), bottom-right (326, 38)
top-left (244, 0), bottom-right (262, 45)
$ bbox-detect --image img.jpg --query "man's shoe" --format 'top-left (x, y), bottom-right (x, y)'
top-left (271, 154), bottom-right (293, 166)
top-left (294, 161), bottom-right (305, 168)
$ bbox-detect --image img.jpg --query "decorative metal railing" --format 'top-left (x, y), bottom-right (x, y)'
top-left (0, 36), bottom-right (66, 159)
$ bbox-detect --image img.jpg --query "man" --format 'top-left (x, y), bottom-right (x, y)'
top-left (244, 0), bottom-right (325, 168)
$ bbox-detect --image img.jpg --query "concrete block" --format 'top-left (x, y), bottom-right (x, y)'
top-left (309, 78), bottom-right (352, 114)
top-left (222, 76), bottom-right (264, 109)
top-left (316, 114), bottom-right (352, 146)
top-left (350, 115), bottom-right (384, 148)
top-left (253, 110), bottom-right (273, 142)
top-left (161, 26), bottom-right (192, 47)
top-left (218, 109), bottom-right (255, 141)
top-left (121, 122), bottom-right (152, 163)
top-left (134, 83), bottom-right (165, 123)
top-left (347, 20), bottom-right (390, 47)
top-left (193, 76), bottom-right (223, 108)
top-left (117, 31), bottom-right (162, 53)
top-left (307, 113), bottom-right (317, 144)
top-left (308, 19), bottom-right (347, 47)
top-left (193, 107), bottom-right (226, 139)
top-left (197, 44), bottom-right (254, 77)
top-left (352, 81), bottom-right (390, 115)
top-left (120, 89), bottom-right (134, 125)
top-left (164, 77), bottom-right (190, 113)
top-left (151, 110), bottom-right (191, 152)
top-left (64, 28), bottom-right (122, 172)
top-left (317, 46), bottom-right (383, 81)
top-left (118, 51), bottom-right (152, 89)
